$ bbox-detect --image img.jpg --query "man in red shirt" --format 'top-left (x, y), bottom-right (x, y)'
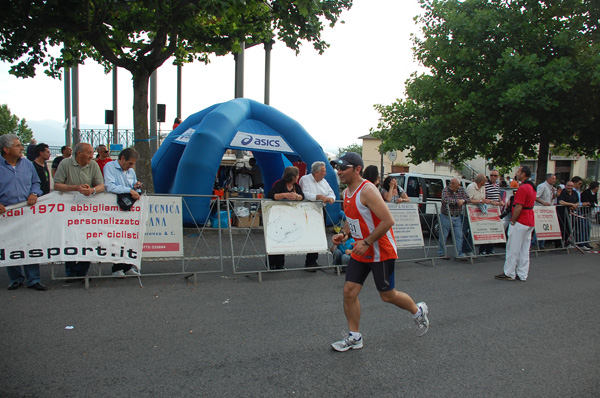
top-left (330, 152), bottom-right (429, 352)
top-left (495, 165), bottom-right (537, 282)
top-left (94, 144), bottom-right (112, 176)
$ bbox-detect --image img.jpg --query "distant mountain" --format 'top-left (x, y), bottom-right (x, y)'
top-left (28, 120), bottom-right (65, 147)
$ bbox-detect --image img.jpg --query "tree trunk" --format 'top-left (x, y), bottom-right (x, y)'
top-left (536, 133), bottom-right (550, 185)
top-left (132, 70), bottom-right (155, 193)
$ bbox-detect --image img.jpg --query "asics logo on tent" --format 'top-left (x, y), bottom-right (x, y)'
top-left (241, 135), bottom-right (253, 145)
top-left (240, 134), bottom-right (281, 148)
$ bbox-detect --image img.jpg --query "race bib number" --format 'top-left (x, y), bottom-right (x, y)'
top-left (347, 217), bottom-right (363, 239)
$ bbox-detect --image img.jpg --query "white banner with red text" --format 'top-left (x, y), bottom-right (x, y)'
top-left (466, 204), bottom-right (507, 244)
top-left (143, 196), bottom-right (183, 258)
top-left (0, 192), bottom-right (148, 268)
top-left (533, 206), bottom-right (562, 240)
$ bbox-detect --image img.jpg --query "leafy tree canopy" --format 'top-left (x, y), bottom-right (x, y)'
top-left (0, 0), bottom-right (352, 191)
top-left (337, 143), bottom-right (362, 157)
top-left (0, 104), bottom-right (33, 144)
top-left (373, 0), bottom-right (600, 183)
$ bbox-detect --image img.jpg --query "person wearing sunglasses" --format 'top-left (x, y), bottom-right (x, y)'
top-left (330, 152), bottom-right (429, 352)
top-left (95, 144), bottom-right (113, 176)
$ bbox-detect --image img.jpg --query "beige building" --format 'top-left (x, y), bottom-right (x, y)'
top-left (360, 134), bottom-right (599, 183)
top-left (359, 134), bottom-right (464, 178)
top-left (522, 153), bottom-right (599, 184)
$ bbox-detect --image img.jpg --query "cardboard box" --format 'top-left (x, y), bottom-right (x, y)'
top-left (225, 191), bottom-right (239, 199)
top-left (234, 213), bottom-right (261, 228)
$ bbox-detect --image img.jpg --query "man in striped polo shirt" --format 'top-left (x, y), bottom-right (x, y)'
top-left (479, 170), bottom-right (504, 255)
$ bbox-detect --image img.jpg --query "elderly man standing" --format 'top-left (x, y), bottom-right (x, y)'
top-left (438, 178), bottom-right (470, 259)
top-left (0, 134), bottom-right (47, 291)
top-left (300, 161), bottom-right (336, 271)
top-left (495, 166), bottom-right (536, 281)
top-left (464, 174), bottom-right (493, 256)
top-left (54, 142), bottom-right (105, 278)
top-left (104, 147), bottom-right (143, 277)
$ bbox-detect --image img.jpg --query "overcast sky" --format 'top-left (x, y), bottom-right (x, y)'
top-left (0, 0), bottom-right (426, 154)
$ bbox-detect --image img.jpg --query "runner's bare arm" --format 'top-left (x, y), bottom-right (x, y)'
top-left (352, 183), bottom-right (394, 256)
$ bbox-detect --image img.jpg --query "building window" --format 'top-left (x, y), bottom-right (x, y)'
top-left (522, 161), bottom-right (537, 180)
top-left (587, 161), bottom-right (598, 181)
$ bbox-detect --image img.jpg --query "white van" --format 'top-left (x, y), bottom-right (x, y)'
top-left (388, 172), bottom-right (472, 237)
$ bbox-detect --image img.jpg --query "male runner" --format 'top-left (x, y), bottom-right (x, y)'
top-left (330, 152), bottom-right (429, 352)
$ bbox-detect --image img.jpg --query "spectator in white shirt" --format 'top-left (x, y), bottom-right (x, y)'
top-left (536, 173), bottom-right (557, 206)
top-left (299, 161), bottom-right (337, 271)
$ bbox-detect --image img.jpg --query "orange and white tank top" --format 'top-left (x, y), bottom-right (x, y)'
top-left (344, 179), bottom-right (397, 262)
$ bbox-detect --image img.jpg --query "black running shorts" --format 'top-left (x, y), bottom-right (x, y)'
top-left (345, 257), bottom-right (396, 292)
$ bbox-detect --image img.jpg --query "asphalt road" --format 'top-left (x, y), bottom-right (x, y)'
top-left (1, 248), bottom-right (599, 397)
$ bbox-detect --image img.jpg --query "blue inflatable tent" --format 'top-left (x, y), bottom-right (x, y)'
top-left (152, 98), bottom-right (342, 226)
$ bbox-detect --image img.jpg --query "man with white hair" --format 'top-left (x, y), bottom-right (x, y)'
top-left (299, 161), bottom-right (336, 271)
top-left (464, 173), bottom-right (493, 255)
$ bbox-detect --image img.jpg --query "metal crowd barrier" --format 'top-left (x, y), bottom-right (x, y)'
top-left (51, 193), bottom-right (225, 288)
top-left (530, 206), bottom-right (568, 255)
top-left (440, 203), bottom-right (508, 263)
top-left (395, 202), bottom-right (442, 266)
top-left (47, 195), bottom-right (596, 289)
top-left (437, 203), bottom-right (475, 263)
top-left (226, 197), bottom-right (340, 282)
top-left (557, 205), bottom-right (599, 250)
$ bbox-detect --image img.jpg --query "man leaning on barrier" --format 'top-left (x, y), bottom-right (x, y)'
top-left (299, 161), bottom-right (336, 272)
top-left (53, 142), bottom-right (105, 279)
top-left (103, 147), bottom-right (143, 277)
top-left (0, 134), bottom-right (47, 291)
top-left (465, 174), bottom-right (495, 256)
top-left (558, 181), bottom-right (580, 249)
top-left (438, 178), bottom-right (470, 260)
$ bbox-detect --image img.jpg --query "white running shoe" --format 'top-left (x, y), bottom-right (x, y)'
top-left (413, 302), bottom-right (429, 337)
top-left (112, 270), bottom-right (126, 278)
top-left (331, 334), bottom-right (363, 352)
top-left (125, 268), bottom-right (140, 276)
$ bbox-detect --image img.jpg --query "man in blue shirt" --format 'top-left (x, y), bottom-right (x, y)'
top-left (103, 147), bottom-right (143, 277)
top-left (0, 134), bottom-right (47, 291)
